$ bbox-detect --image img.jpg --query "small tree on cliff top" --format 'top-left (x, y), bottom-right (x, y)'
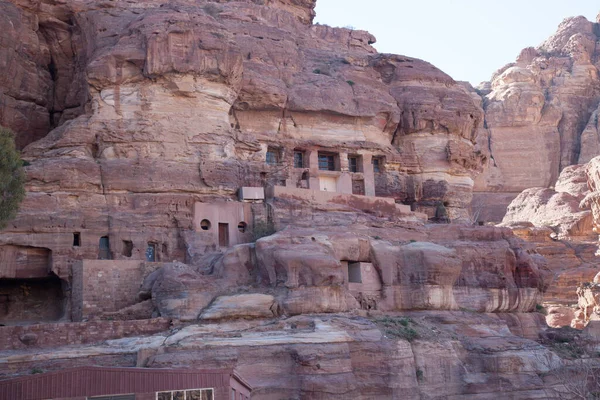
top-left (0, 126), bottom-right (25, 229)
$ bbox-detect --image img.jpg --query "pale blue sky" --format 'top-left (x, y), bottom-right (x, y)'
top-left (314, 1), bottom-right (599, 85)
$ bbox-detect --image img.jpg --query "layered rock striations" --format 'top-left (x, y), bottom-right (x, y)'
top-left (1, 1), bottom-right (599, 398)
top-left (500, 157), bottom-right (600, 329)
top-left (0, 0), bottom-right (486, 283)
top-left (475, 14), bottom-right (600, 222)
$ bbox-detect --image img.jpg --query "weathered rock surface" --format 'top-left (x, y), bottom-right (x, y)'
top-left (200, 293), bottom-right (280, 321)
top-left (139, 225), bottom-right (543, 321)
top-left (0, 0), bottom-right (486, 286)
top-left (1, 1), bottom-right (600, 397)
top-left (502, 164), bottom-right (594, 239)
top-left (1, 312), bottom-right (580, 399)
top-left (503, 157), bottom-right (600, 328)
top-left (474, 15), bottom-right (600, 222)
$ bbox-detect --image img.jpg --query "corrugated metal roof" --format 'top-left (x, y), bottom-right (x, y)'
top-left (0, 367), bottom-right (235, 400)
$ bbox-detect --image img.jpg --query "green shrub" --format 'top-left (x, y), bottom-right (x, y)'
top-left (346, 80), bottom-right (355, 86)
top-left (376, 316), bottom-right (419, 342)
top-left (313, 69), bottom-right (321, 74)
top-left (536, 304), bottom-right (547, 315)
top-left (416, 368), bottom-right (424, 382)
top-left (0, 126), bottom-right (25, 229)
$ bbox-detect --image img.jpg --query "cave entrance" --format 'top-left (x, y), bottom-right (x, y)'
top-left (0, 275), bottom-right (66, 325)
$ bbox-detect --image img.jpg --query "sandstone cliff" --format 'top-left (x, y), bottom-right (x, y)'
top-left (0, 0), bottom-right (488, 285)
top-left (1, 1), bottom-right (599, 399)
top-left (475, 14), bottom-right (600, 222)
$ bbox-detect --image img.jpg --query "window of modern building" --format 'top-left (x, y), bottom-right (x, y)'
top-left (318, 152), bottom-right (336, 171)
top-left (293, 150), bottom-right (305, 168)
top-left (157, 388), bottom-right (214, 400)
top-left (266, 147), bottom-right (280, 165)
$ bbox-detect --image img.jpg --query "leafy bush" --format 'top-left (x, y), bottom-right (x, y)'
top-left (535, 304), bottom-right (547, 315)
top-left (416, 368), bottom-right (424, 382)
top-left (376, 316), bottom-right (419, 342)
top-left (0, 126), bottom-right (25, 229)
top-left (346, 80), bottom-right (355, 86)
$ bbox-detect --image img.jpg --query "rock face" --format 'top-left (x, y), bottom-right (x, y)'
top-left (501, 157), bottom-right (600, 328)
top-left (0, 0), bottom-right (486, 286)
top-left (142, 225), bottom-right (543, 321)
top-left (1, 1), bottom-right (600, 398)
top-left (502, 164), bottom-right (594, 239)
top-left (474, 15), bottom-right (600, 222)
top-left (0, 1), bottom-right (87, 149)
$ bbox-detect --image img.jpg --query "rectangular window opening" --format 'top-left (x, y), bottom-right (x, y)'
top-left (348, 156), bottom-right (360, 173)
top-left (348, 262), bottom-right (362, 283)
top-left (266, 147), bottom-right (280, 166)
top-left (98, 236), bottom-right (111, 260)
top-left (293, 150), bottom-right (305, 168)
top-left (372, 157), bottom-right (383, 173)
top-left (318, 152), bottom-right (336, 171)
top-left (156, 389), bottom-right (214, 400)
top-left (122, 240), bottom-right (133, 257)
top-left (73, 232), bottom-right (81, 247)
top-left (146, 242), bottom-right (157, 262)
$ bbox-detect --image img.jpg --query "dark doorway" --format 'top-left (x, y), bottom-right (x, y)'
top-left (73, 232), bottom-right (81, 247)
top-left (218, 223), bottom-right (229, 247)
top-left (146, 243), bottom-right (157, 262)
top-left (0, 276), bottom-right (66, 324)
top-left (122, 240), bottom-right (133, 257)
top-left (99, 236), bottom-right (110, 260)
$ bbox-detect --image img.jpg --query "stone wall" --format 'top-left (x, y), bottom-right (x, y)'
top-left (0, 245), bottom-right (51, 278)
top-left (193, 202), bottom-right (254, 248)
top-left (72, 260), bottom-right (162, 321)
top-left (0, 318), bottom-right (171, 350)
top-left (268, 185), bottom-right (411, 214)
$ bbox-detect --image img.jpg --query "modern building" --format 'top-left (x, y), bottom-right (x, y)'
top-left (0, 367), bottom-right (251, 400)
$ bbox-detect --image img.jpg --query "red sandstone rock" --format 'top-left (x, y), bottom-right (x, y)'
top-left (475, 15), bottom-right (600, 222)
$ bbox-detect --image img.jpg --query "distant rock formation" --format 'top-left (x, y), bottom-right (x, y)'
top-left (474, 15), bottom-right (600, 222)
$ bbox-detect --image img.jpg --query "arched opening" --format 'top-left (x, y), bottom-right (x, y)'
top-left (238, 222), bottom-right (247, 233)
top-left (200, 219), bottom-right (211, 231)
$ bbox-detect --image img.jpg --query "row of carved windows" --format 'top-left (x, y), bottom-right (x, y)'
top-left (266, 148), bottom-right (384, 172)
